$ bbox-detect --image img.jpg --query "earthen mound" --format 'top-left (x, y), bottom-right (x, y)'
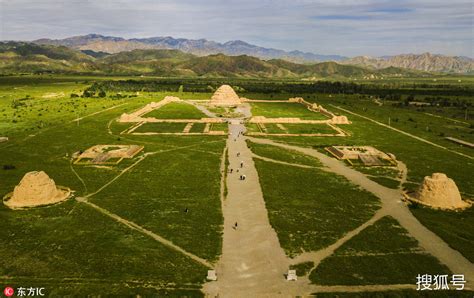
top-left (331, 115), bottom-right (350, 124)
top-left (415, 173), bottom-right (469, 209)
top-left (4, 171), bottom-right (71, 209)
top-left (211, 85), bottom-right (241, 106)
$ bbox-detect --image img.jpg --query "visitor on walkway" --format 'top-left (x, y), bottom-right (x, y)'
top-left (237, 152), bottom-right (240, 157)
top-left (242, 175), bottom-right (246, 180)
top-left (240, 161), bottom-right (244, 168)
top-left (234, 222), bottom-right (238, 229)
top-left (230, 168), bottom-right (233, 174)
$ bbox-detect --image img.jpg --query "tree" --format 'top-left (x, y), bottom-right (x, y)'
top-left (98, 90), bottom-right (107, 98)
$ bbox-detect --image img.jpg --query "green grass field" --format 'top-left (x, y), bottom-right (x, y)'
top-left (254, 157), bottom-right (380, 257)
top-left (310, 216), bottom-right (451, 285)
top-left (1, 75), bottom-right (473, 295)
top-left (143, 102), bottom-right (207, 119)
top-left (250, 102), bottom-right (329, 120)
top-left (260, 111), bottom-right (474, 197)
top-left (247, 139), bottom-right (322, 167)
top-left (246, 123), bottom-right (338, 135)
top-left (210, 123), bottom-right (228, 132)
top-left (133, 122), bottom-right (188, 133)
top-left (90, 138), bottom-right (226, 261)
top-left (0, 201), bottom-right (207, 296)
top-left (0, 81), bottom-right (226, 295)
top-left (410, 205), bottom-right (474, 263)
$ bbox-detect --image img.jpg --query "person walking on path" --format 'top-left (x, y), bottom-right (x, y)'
top-left (240, 161), bottom-right (244, 168)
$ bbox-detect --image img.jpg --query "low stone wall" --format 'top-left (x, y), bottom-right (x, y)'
top-left (118, 96), bottom-right (181, 123)
top-left (248, 116), bottom-right (328, 124)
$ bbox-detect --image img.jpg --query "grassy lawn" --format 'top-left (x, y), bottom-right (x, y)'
top-left (246, 123), bottom-right (263, 133)
top-left (284, 123), bottom-right (338, 134)
top-left (317, 95), bottom-right (474, 158)
top-left (0, 201), bottom-right (207, 296)
top-left (352, 166), bottom-right (400, 179)
top-left (247, 139), bottom-right (322, 167)
top-left (254, 159), bottom-right (380, 257)
top-left (310, 216), bottom-right (451, 285)
top-left (143, 102), bottom-right (207, 119)
top-left (367, 176), bottom-right (400, 189)
top-left (210, 123), bottom-right (228, 132)
top-left (189, 122), bottom-right (207, 133)
top-left (1, 76), bottom-right (471, 294)
top-left (133, 122), bottom-right (188, 133)
top-left (246, 123), bottom-right (338, 135)
top-left (410, 205), bottom-right (474, 263)
top-left (260, 114), bottom-right (474, 196)
top-left (89, 139), bottom-right (226, 261)
top-left (250, 102), bottom-right (329, 120)
top-left (0, 85), bottom-right (226, 294)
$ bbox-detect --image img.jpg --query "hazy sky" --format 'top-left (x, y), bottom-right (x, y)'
top-left (0, 0), bottom-right (472, 57)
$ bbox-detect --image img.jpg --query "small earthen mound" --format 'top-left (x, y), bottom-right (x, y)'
top-left (415, 173), bottom-right (469, 209)
top-left (211, 85), bottom-right (241, 106)
top-left (4, 171), bottom-right (71, 209)
top-left (331, 115), bottom-right (350, 124)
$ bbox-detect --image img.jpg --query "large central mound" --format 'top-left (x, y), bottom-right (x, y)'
top-left (4, 171), bottom-right (71, 209)
top-left (416, 173), bottom-right (469, 209)
top-left (210, 85), bottom-right (241, 106)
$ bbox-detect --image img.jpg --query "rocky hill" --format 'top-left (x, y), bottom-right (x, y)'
top-left (341, 53), bottom-right (473, 74)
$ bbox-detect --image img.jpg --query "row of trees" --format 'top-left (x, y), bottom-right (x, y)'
top-left (84, 78), bottom-right (474, 99)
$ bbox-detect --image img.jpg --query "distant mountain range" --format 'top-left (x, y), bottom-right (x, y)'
top-left (30, 34), bottom-right (473, 74)
top-left (0, 41), bottom-right (425, 78)
top-left (33, 34), bottom-right (346, 63)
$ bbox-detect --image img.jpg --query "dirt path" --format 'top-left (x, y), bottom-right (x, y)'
top-left (330, 105), bottom-right (473, 160)
top-left (248, 137), bottom-right (474, 288)
top-left (69, 161), bottom-right (88, 194)
top-left (203, 123), bottom-right (293, 297)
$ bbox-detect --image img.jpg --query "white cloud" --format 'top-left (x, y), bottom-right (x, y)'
top-left (0, 0), bottom-right (472, 57)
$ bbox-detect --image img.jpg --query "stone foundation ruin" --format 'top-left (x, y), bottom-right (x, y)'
top-left (74, 145), bottom-right (144, 165)
top-left (326, 146), bottom-right (396, 166)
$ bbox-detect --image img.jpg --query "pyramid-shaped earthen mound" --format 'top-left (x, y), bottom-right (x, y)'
top-left (416, 173), bottom-right (469, 209)
top-left (210, 85), bottom-right (241, 106)
top-left (4, 171), bottom-right (70, 209)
